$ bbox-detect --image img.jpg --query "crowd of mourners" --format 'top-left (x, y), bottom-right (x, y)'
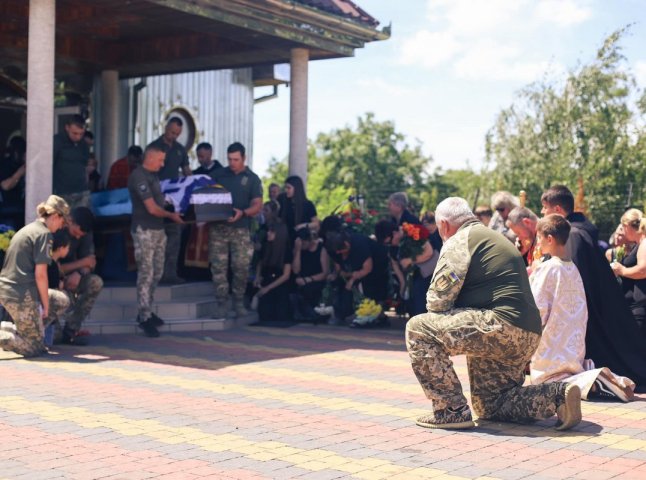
top-left (1, 115), bottom-right (645, 432)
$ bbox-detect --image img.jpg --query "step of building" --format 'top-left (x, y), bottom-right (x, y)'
top-left (96, 282), bottom-right (213, 303)
top-left (87, 296), bottom-right (219, 322)
top-left (84, 312), bottom-right (258, 335)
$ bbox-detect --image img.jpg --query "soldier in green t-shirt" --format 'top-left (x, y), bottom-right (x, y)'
top-left (0, 195), bottom-right (70, 357)
top-left (405, 197), bottom-right (582, 431)
top-left (208, 142), bottom-right (263, 318)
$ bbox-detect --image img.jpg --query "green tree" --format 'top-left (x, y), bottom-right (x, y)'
top-left (307, 113), bottom-right (433, 216)
top-left (485, 28), bottom-right (646, 236)
top-left (261, 157), bottom-right (288, 201)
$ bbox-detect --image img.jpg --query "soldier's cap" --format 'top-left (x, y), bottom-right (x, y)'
top-left (37, 195), bottom-right (70, 220)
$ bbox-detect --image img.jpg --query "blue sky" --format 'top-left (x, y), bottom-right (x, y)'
top-left (252, 0), bottom-right (646, 177)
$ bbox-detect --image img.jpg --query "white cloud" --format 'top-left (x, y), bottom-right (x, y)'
top-left (535, 0), bottom-right (593, 27)
top-left (355, 78), bottom-right (417, 98)
top-left (400, 30), bottom-right (462, 68)
top-left (426, 0), bottom-right (525, 36)
top-left (454, 40), bottom-right (564, 82)
top-left (398, 0), bottom-right (593, 82)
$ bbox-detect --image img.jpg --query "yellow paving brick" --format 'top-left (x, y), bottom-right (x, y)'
top-left (586, 433), bottom-right (628, 445)
top-left (295, 460), bottom-right (330, 471)
top-left (610, 439), bottom-right (646, 451)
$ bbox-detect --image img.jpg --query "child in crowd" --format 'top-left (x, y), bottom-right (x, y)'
top-left (254, 222), bottom-right (293, 325)
top-left (529, 214), bottom-right (635, 400)
top-left (529, 214), bottom-right (588, 384)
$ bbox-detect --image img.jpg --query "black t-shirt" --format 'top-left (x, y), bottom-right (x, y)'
top-left (193, 161), bottom-right (222, 176)
top-left (280, 197), bottom-right (317, 231)
top-left (299, 242), bottom-right (324, 277)
top-left (0, 157), bottom-right (25, 210)
top-left (128, 166), bottom-right (165, 230)
top-left (260, 246), bottom-right (293, 286)
top-left (395, 209), bottom-right (420, 226)
top-left (53, 133), bottom-right (90, 195)
top-left (329, 234), bottom-right (372, 273)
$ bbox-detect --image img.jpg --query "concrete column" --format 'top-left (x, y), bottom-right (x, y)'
top-left (289, 48), bottom-right (309, 184)
top-left (100, 70), bottom-right (120, 175)
top-left (25, 0), bottom-right (56, 222)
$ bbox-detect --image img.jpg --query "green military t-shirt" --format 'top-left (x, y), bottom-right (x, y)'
top-left (0, 220), bottom-right (53, 301)
top-left (147, 136), bottom-right (189, 181)
top-left (128, 166), bottom-right (165, 231)
top-left (455, 221), bottom-right (542, 334)
top-left (211, 166), bottom-right (262, 229)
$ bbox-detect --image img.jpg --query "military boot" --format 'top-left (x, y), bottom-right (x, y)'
top-left (233, 299), bottom-right (249, 318)
top-left (212, 299), bottom-right (229, 319)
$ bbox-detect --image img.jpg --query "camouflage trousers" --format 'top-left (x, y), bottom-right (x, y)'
top-left (406, 308), bottom-right (564, 423)
top-left (60, 274), bottom-right (104, 331)
top-left (163, 223), bottom-right (182, 279)
top-left (0, 289), bottom-right (69, 357)
top-left (61, 190), bottom-right (91, 211)
top-left (133, 226), bottom-right (166, 322)
top-left (208, 224), bottom-right (252, 302)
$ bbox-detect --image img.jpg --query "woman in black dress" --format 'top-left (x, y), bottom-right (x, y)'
top-left (611, 209), bottom-right (646, 332)
top-left (254, 222), bottom-right (293, 324)
top-left (280, 176), bottom-right (319, 241)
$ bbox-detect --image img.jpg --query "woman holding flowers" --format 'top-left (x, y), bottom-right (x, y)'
top-left (0, 195), bottom-right (69, 357)
top-left (399, 222), bottom-right (438, 316)
top-left (611, 209), bottom-right (646, 331)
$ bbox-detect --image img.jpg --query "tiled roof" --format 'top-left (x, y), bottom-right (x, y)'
top-left (296, 0), bottom-right (380, 27)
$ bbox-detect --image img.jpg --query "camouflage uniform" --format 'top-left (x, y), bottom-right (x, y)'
top-left (208, 223), bottom-right (252, 304)
top-left (0, 289), bottom-right (69, 357)
top-left (62, 273), bottom-right (104, 331)
top-left (132, 226), bottom-right (166, 322)
top-left (406, 220), bottom-right (565, 423)
top-left (163, 223), bottom-right (182, 280)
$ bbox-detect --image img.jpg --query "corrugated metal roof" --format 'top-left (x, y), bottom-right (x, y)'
top-left (296, 0), bottom-right (380, 27)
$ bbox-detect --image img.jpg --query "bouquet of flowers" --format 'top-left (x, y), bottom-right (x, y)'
top-left (0, 224), bottom-right (15, 252)
top-left (615, 245), bottom-right (626, 263)
top-left (353, 298), bottom-right (382, 326)
top-left (340, 208), bottom-right (380, 236)
top-left (399, 222), bottom-right (430, 259)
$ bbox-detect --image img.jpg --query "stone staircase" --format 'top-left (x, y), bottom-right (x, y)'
top-left (85, 282), bottom-right (257, 335)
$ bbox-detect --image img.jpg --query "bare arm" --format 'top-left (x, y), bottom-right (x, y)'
top-left (613, 241), bottom-right (646, 279)
top-left (182, 165), bottom-right (192, 177)
top-left (259, 263), bottom-right (292, 296)
top-left (143, 198), bottom-right (183, 223)
top-left (60, 255), bottom-right (96, 275)
top-left (292, 238), bottom-right (303, 275)
top-left (1, 164), bottom-right (26, 191)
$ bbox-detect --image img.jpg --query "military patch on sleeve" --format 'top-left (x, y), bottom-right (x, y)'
top-left (138, 182), bottom-right (148, 192)
top-left (434, 271), bottom-right (460, 291)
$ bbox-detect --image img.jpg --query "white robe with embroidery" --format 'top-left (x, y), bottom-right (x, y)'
top-left (529, 257), bottom-right (635, 401)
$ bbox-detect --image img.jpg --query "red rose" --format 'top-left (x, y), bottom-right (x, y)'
top-left (355, 219), bottom-right (362, 224)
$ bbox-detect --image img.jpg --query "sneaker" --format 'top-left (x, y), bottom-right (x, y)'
top-left (137, 319), bottom-right (160, 338)
top-left (555, 383), bottom-right (582, 431)
top-left (150, 312), bottom-right (165, 327)
top-left (416, 405), bottom-right (475, 430)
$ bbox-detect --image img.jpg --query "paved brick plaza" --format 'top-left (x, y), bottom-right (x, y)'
top-left (1, 324), bottom-right (645, 480)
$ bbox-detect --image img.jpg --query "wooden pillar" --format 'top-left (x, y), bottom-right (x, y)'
top-left (289, 48), bottom-right (309, 185)
top-left (25, 0), bottom-right (56, 222)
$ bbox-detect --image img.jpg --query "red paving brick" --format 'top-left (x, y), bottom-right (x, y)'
top-left (1, 324), bottom-right (645, 480)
